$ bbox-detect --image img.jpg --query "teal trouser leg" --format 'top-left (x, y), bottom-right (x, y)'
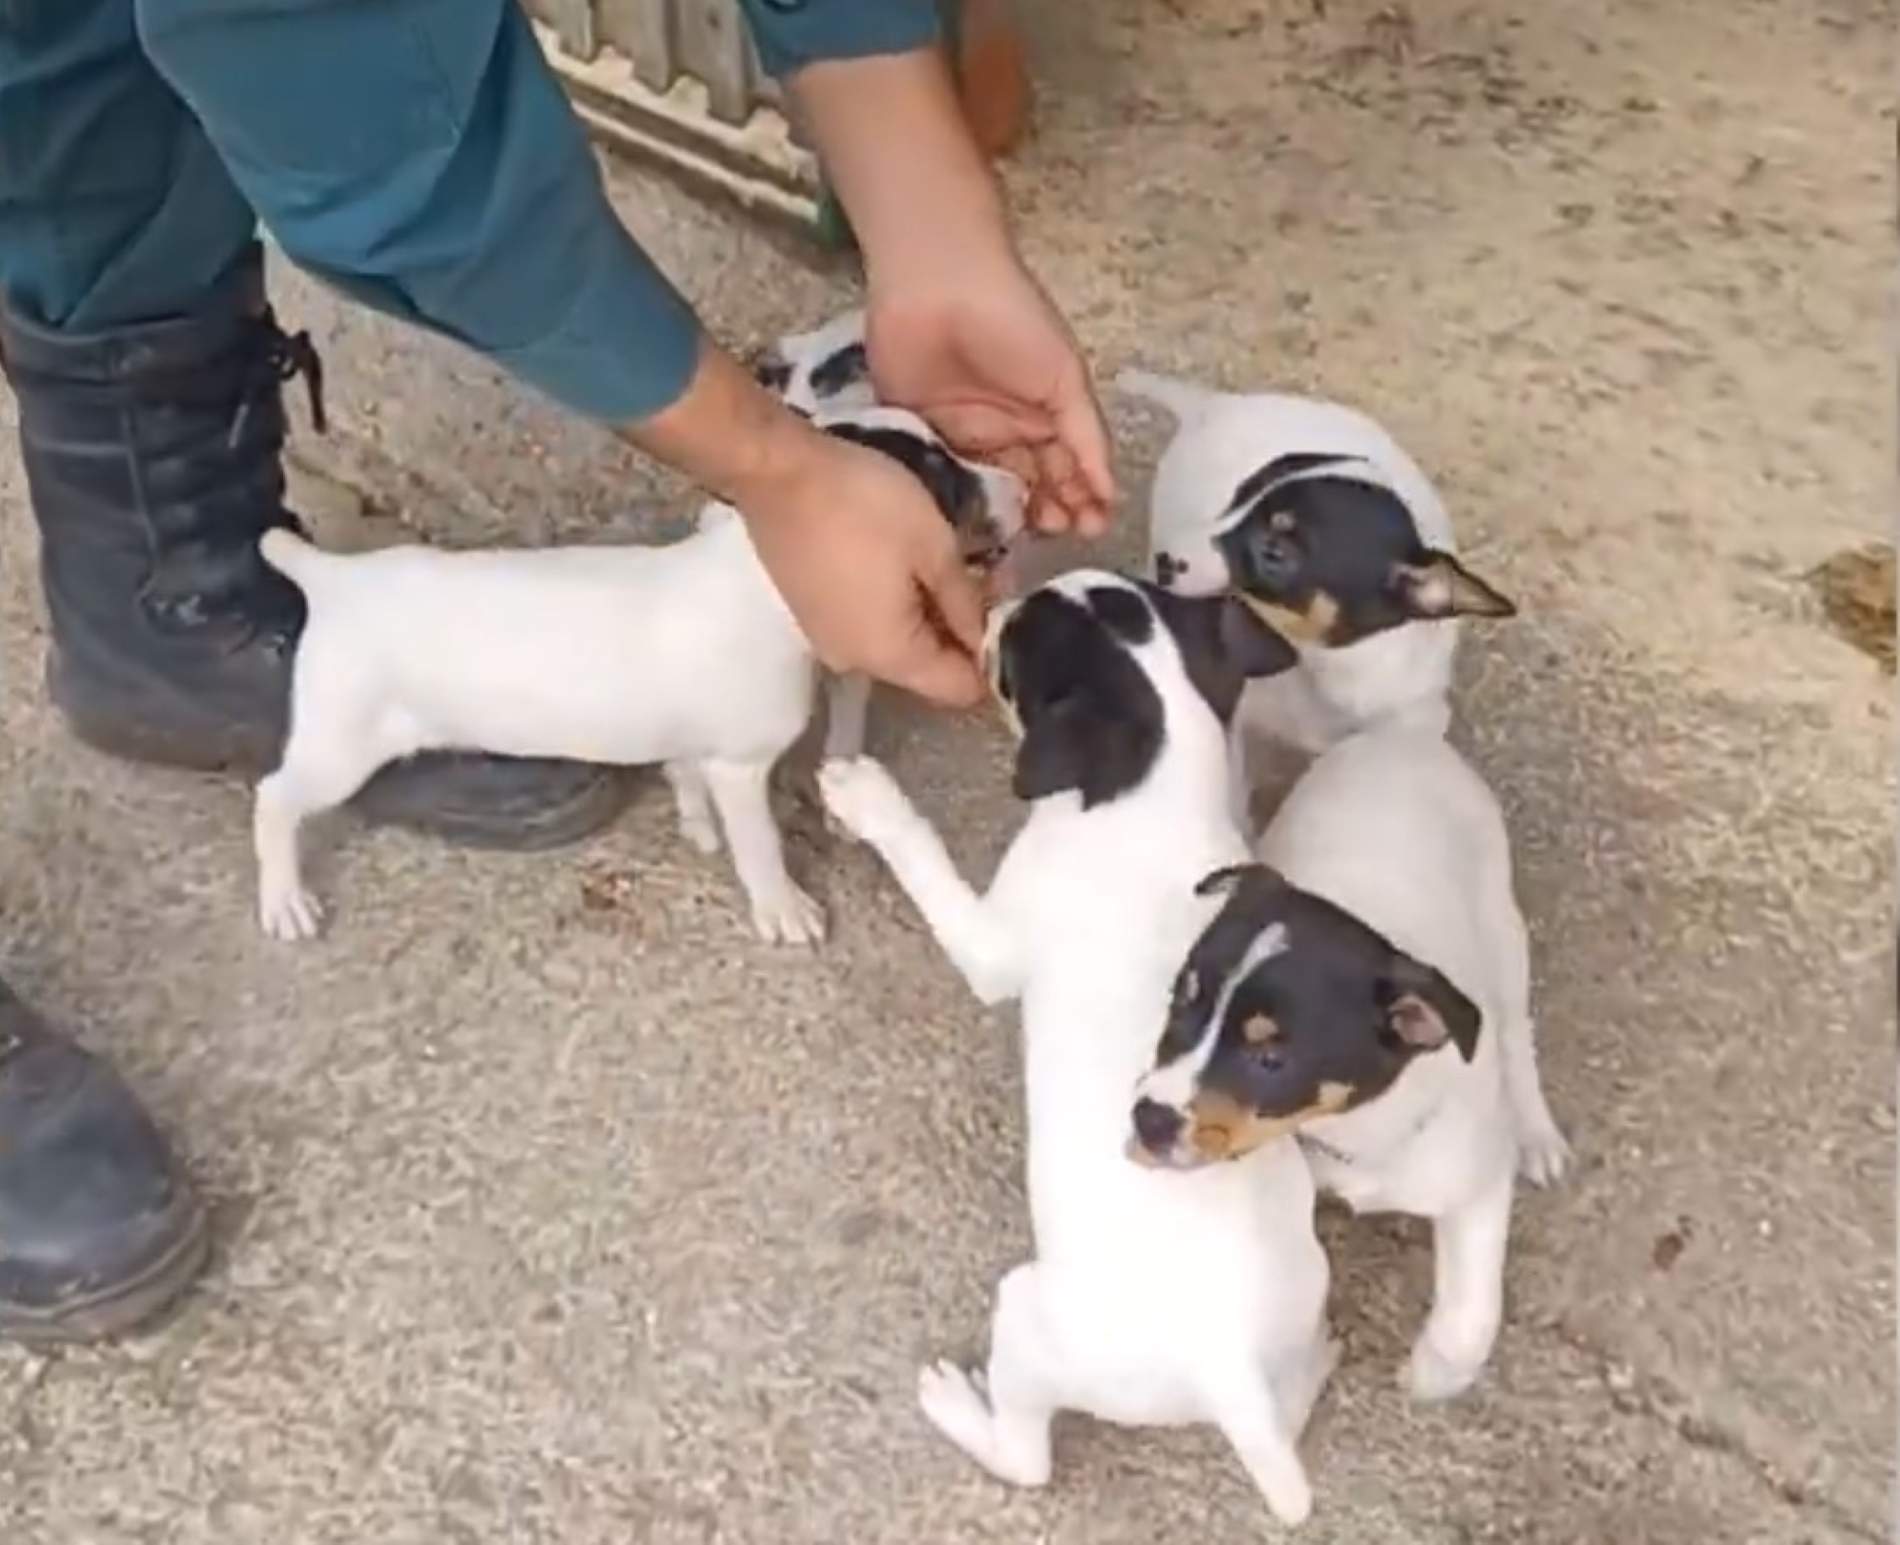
top-left (133, 0), bottom-right (700, 421)
top-left (0, 0), bottom-right (256, 328)
top-left (0, 0), bottom-right (700, 420)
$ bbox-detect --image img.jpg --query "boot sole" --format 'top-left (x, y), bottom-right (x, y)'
top-left (0, 1190), bottom-right (210, 1346)
top-left (53, 665), bottom-right (633, 854)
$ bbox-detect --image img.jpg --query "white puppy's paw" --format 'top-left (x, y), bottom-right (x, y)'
top-left (259, 884), bottom-right (324, 943)
top-left (748, 879), bottom-right (826, 947)
top-left (818, 757), bottom-right (914, 848)
top-left (1515, 1119), bottom-right (1573, 1188)
top-left (918, 1359), bottom-right (1046, 1487)
top-left (1262, 1473), bottom-right (1313, 1530)
top-left (1404, 1332), bottom-right (1485, 1403)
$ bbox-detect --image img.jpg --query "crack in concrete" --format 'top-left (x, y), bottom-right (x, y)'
top-left (1547, 1314), bottom-right (1885, 1542)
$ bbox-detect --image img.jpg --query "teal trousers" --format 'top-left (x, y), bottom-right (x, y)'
top-left (0, 0), bottom-right (936, 420)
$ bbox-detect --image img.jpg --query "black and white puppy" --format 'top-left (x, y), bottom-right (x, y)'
top-left (1119, 368), bottom-right (1516, 772)
top-left (748, 307), bottom-right (876, 418)
top-left (753, 308), bottom-right (1029, 757)
top-left (249, 405), bottom-right (1018, 946)
top-left (821, 573), bottom-right (1339, 1528)
top-left (1129, 723), bottom-right (1570, 1401)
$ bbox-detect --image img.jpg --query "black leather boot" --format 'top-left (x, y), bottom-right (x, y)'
top-left (0, 977), bottom-right (207, 1343)
top-left (0, 244), bottom-right (627, 848)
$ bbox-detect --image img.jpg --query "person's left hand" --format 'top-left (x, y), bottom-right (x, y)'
top-left (866, 246), bottom-right (1115, 539)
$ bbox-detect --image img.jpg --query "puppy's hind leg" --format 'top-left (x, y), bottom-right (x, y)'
top-left (918, 1264), bottom-right (1058, 1488)
top-left (1407, 1168), bottom-right (1514, 1402)
top-left (1273, 1331), bottom-right (1342, 1443)
top-left (701, 755), bottom-right (824, 946)
top-left (662, 760), bottom-right (720, 855)
top-left (1495, 908), bottom-right (1571, 1185)
top-left (1205, 1366), bottom-right (1316, 1527)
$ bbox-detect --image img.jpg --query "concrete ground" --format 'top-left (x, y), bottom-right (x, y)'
top-left (1, 0), bottom-right (1891, 1540)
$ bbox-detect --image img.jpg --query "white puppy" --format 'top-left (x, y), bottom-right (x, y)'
top-left (1130, 723), bottom-right (1570, 1401)
top-left (821, 571), bottom-right (1338, 1527)
top-left (249, 405), bottom-right (1019, 946)
top-left (1118, 369), bottom-right (1516, 767)
top-left (753, 306), bottom-right (1028, 759)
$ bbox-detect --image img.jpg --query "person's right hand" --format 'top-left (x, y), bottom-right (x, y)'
top-left (739, 426), bottom-right (987, 708)
top-left (624, 340), bottom-right (988, 710)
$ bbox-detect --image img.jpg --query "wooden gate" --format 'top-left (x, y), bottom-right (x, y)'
top-left (523, 0), bottom-right (824, 230)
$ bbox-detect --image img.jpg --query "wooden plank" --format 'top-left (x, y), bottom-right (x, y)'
top-left (598, 0), bottom-right (676, 93)
top-left (673, 0), bottom-right (751, 123)
top-left (547, 0), bottom-right (598, 62)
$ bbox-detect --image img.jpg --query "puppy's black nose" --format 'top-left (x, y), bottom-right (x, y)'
top-left (1132, 1098), bottom-right (1184, 1153)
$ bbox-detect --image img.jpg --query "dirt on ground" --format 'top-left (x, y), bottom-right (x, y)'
top-left (1, 2), bottom-right (1891, 1542)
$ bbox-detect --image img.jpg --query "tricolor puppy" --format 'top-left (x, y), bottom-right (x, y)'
top-left (748, 306), bottom-right (877, 418)
top-left (820, 572), bottom-right (1338, 1528)
top-left (753, 308), bottom-right (1029, 758)
top-left (249, 405), bottom-right (1019, 946)
top-left (1129, 724), bottom-right (1571, 1401)
top-left (1118, 369), bottom-right (1515, 768)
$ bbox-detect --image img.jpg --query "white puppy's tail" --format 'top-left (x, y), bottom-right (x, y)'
top-left (1114, 367), bottom-right (1217, 424)
top-left (258, 527), bottom-right (333, 592)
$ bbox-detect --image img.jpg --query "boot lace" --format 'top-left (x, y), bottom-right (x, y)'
top-left (229, 326), bottom-right (326, 449)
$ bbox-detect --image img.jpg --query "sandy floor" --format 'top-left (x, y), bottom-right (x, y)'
top-left (1, 1), bottom-right (1890, 1541)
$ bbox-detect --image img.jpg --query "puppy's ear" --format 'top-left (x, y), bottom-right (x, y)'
top-left (1217, 595), bottom-right (1300, 679)
top-left (1379, 952), bottom-right (1483, 1062)
top-left (1392, 551), bottom-right (1517, 621)
top-left (1194, 862), bottom-right (1281, 899)
top-left (1012, 698), bottom-right (1088, 802)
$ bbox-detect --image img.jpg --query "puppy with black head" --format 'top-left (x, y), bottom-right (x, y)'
top-left (821, 572), bottom-right (1337, 1527)
top-left (1129, 723), bottom-right (1571, 1401)
top-left (751, 310), bottom-right (1029, 759)
top-left (1119, 368), bottom-right (1516, 778)
top-left (248, 405), bottom-right (1020, 947)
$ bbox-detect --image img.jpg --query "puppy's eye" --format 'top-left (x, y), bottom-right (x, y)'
top-left (1253, 1047), bottom-right (1287, 1073)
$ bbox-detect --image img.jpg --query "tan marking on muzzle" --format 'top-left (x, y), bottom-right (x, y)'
top-left (1237, 589), bottom-right (1340, 646)
top-left (1183, 1079), bottom-right (1358, 1162)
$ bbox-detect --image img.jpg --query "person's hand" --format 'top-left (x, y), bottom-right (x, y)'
top-left (623, 341), bottom-right (986, 709)
top-left (741, 426), bottom-right (986, 707)
top-left (865, 248), bottom-right (1115, 539)
top-left (786, 48), bottom-right (1115, 539)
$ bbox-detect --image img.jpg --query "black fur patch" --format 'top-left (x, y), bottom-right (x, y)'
top-left (1155, 865), bottom-right (1483, 1124)
top-left (1229, 452), bottom-right (1354, 513)
top-left (810, 341), bottom-right (869, 398)
top-left (1149, 588), bottom-right (1298, 722)
top-left (1218, 473), bottom-right (1425, 645)
top-left (824, 422), bottom-right (982, 530)
top-left (997, 589), bottom-right (1165, 808)
top-left (752, 358), bottom-right (794, 394)
top-left (996, 581), bottom-right (1300, 808)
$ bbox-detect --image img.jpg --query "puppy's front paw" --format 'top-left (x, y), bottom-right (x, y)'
top-left (749, 880), bottom-right (826, 947)
top-left (259, 883), bottom-right (325, 943)
top-left (918, 1359), bottom-right (1047, 1487)
top-left (1404, 1332), bottom-right (1485, 1403)
top-left (1515, 1120), bottom-right (1573, 1188)
top-left (818, 756), bottom-right (914, 848)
